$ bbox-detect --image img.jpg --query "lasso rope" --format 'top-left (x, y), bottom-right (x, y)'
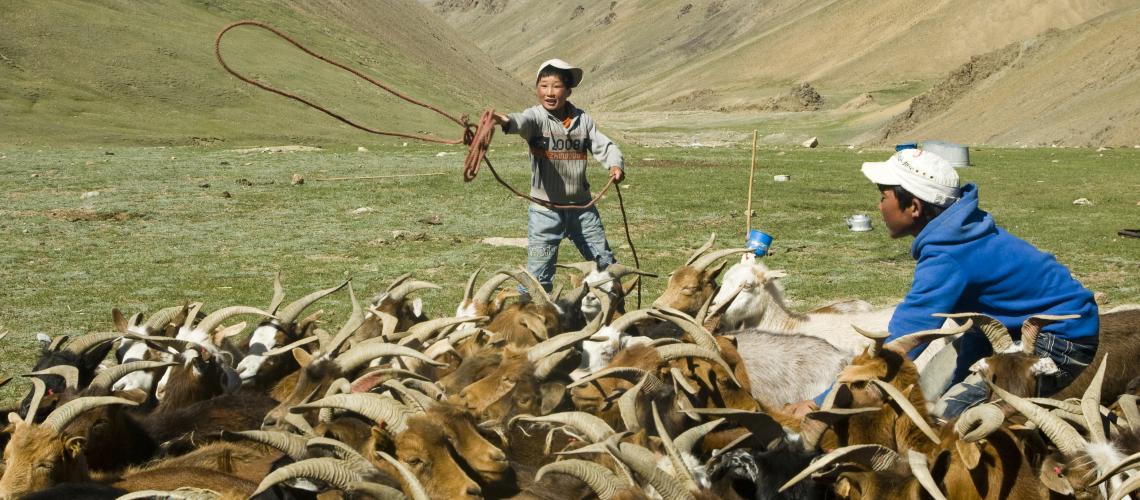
top-left (215, 21), bottom-right (640, 301)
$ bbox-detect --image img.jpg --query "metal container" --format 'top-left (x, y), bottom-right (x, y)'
top-left (922, 140), bottom-right (970, 167)
top-left (846, 214), bottom-right (872, 232)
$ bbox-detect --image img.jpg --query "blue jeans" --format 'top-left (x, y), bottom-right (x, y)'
top-left (526, 203), bottom-right (615, 292)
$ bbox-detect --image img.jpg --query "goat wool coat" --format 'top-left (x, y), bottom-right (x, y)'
top-left (888, 183), bottom-right (1099, 355)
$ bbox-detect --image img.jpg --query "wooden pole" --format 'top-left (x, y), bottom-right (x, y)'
top-left (314, 172), bottom-right (446, 181)
top-left (746, 130), bottom-right (758, 234)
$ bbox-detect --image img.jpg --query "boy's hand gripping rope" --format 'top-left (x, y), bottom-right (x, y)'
top-left (214, 21), bottom-right (640, 303)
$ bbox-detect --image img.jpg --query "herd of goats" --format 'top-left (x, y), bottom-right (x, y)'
top-left (1, 234), bottom-right (1138, 500)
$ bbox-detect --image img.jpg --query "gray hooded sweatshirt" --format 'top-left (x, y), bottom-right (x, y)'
top-left (504, 103), bottom-right (624, 204)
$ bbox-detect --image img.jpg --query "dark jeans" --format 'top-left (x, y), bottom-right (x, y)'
top-left (936, 328), bottom-right (1098, 418)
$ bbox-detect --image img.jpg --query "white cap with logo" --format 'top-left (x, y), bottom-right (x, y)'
top-left (861, 149), bottom-right (961, 207)
top-left (536, 58), bottom-right (583, 88)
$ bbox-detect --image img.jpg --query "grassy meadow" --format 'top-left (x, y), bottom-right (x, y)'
top-left (1, 142), bottom-right (1138, 403)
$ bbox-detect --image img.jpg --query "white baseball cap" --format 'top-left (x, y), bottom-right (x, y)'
top-left (536, 58), bottom-right (583, 88)
top-left (861, 149), bottom-right (961, 207)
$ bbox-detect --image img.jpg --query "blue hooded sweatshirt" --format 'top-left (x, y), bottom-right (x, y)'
top-left (887, 183), bottom-right (1099, 354)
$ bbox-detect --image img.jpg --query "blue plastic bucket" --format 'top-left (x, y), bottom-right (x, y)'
top-left (895, 142), bottom-right (918, 152)
top-left (746, 229), bottom-right (774, 256)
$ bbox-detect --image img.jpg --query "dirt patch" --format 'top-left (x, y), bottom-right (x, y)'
top-left (722, 82), bottom-right (824, 112)
top-left (481, 237), bottom-right (527, 248)
top-left (43, 209), bottom-right (133, 222)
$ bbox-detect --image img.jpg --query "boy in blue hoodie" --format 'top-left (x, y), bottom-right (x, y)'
top-left (860, 148), bottom-right (1099, 417)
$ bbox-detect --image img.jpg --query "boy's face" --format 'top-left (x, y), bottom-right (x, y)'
top-left (536, 75), bottom-right (571, 113)
top-left (878, 187), bottom-right (922, 238)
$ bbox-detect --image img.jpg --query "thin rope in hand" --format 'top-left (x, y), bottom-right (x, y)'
top-left (614, 183), bottom-right (642, 308)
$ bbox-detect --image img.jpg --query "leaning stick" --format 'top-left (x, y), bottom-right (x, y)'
top-left (314, 172), bottom-right (446, 181)
top-left (746, 130), bottom-right (758, 234)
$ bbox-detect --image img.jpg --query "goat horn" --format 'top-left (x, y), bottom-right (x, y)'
top-left (674, 418), bottom-right (725, 456)
top-left (955, 403), bottom-right (1006, 442)
top-left (703, 283), bottom-right (744, 324)
top-left (380, 379), bottom-right (433, 412)
top-left (607, 440), bottom-right (694, 500)
top-left (142, 305), bottom-right (186, 333)
top-left (27, 365), bottom-right (79, 391)
top-left (684, 234), bottom-right (717, 266)
top-left (569, 367), bottom-right (654, 390)
top-left (1090, 450), bottom-right (1140, 486)
top-left (284, 412), bottom-right (314, 435)
top-left (508, 268), bottom-right (555, 310)
top-left (510, 412), bottom-right (616, 443)
top-left (395, 316), bottom-right (486, 345)
top-left (42, 396), bottom-right (138, 433)
top-left (48, 335), bottom-right (68, 352)
top-left (385, 272), bottom-right (415, 292)
top-left (907, 449), bottom-right (948, 500)
top-left (691, 248), bottom-right (749, 273)
top-left (937, 312), bottom-right (1013, 351)
top-left (220, 430), bottom-right (308, 460)
top-left (987, 380), bottom-right (1087, 457)
top-left (461, 267), bottom-right (485, 305)
top-left (23, 376), bottom-right (47, 422)
top-left (195, 306), bottom-right (273, 336)
top-left (334, 341), bottom-right (447, 374)
top-left (534, 349), bottom-right (573, 381)
top-left (345, 482), bottom-right (408, 500)
top-left (252, 457), bottom-right (363, 497)
top-left (375, 451), bottom-right (431, 500)
top-left (1021, 314), bottom-right (1079, 355)
top-left (89, 360), bottom-right (176, 393)
top-left (263, 335), bottom-right (320, 357)
top-left (885, 319), bottom-right (975, 353)
top-left (1117, 395), bottom-right (1140, 432)
top-left (305, 437), bottom-right (378, 476)
top-left (648, 307), bottom-right (720, 353)
top-left (324, 295), bottom-right (365, 356)
top-left (528, 309), bottom-right (606, 363)
top-left (779, 444), bottom-right (900, 493)
top-left (653, 401), bottom-right (698, 491)
top-left (61, 332), bottom-right (120, 356)
top-left (268, 270), bottom-right (286, 314)
top-left (869, 380), bottom-right (940, 444)
top-left (291, 393), bottom-right (410, 433)
top-left (401, 378), bottom-right (445, 401)
top-left (117, 489), bottom-right (218, 500)
top-left (617, 374), bottom-right (655, 431)
top-left (181, 302), bottom-right (204, 331)
top-left (276, 280), bottom-right (348, 326)
top-left (557, 261), bottom-right (598, 275)
top-left (607, 308), bottom-right (655, 334)
top-left (852, 325), bottom-right (888, 357)
top-left (127, 334), bottom-right (205, 354)
top-left (1109, 473), bottom-right (1140, 500)
top-left (386, 280), bottom-right (440, 303)
top-left (605, 264), bottom-right (657, 280)
top-left (537, 460), bottom-right (624, 500)
top-left (470, 270), bottom-right (515, 306)
top-left (1081, 355), bottom-right (1110, 444)
top-left (669, 367), bottom-right (699, 395)
top-left (656, 344), bottom-right (741, 387)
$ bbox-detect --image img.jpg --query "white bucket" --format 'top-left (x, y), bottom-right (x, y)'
top-left (923, 141), bottom-right (970, 167)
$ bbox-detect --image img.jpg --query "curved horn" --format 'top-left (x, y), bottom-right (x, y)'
top-left (291, 393), bottom-right (410, 433)
top-left (1081, 355), bottom-right (1110, 444)
top-left (618, 374), bottom-right (663, 431)
top-left (569, 367), bottom-right (655, 390)
top-left (61, 332), bottom-right (121, 356)
top-left (220, 430), bottom-right (308, 460)
top-left (194, 306), bottom-right (273, 336)
top-left (607, 308), bottom-right (655, 334)
top-left (691, 248), bottom-right (749, 273)
top-left (674, 418), bottom-right (725, 456)
top-left (557, 261), bottom-right (598, 276)
top-left (907, 449), bottom-right (948, 500)
top-left (263, 335), bottom-right (321, 357)
top-left (1117, 395), bottom-right (1140, 432)
top-left (779, 444), bottom-right (900, 493)
top-left (345, 482), bottom-right (408, 500)
top-left (510, 412), bottom-right (616, 443)
top-left (528, 311), bottom-right (606, 363)
top-left (1109, 474), bottom-right (1140, 500)
top-left (461, 267), bottom-right (484, 305)
top-left (268, 270), bottom-right (286, 314)
top-left (649, 307), bottom-right (719, 353)
top-left (534, 349), bottom-right (573, 381)
top-left (251, 457), bottom-right (363, 497)
top-left (536, 460), bottom-right (623, 500)
top-left (89, 360), bottom-right (176, 393)
top-left (182, 302), bottom-right (204, 331)
top-left (1090, 450), bottom-right (1140, 487)
top-left (852, 325), bottom-right (889, 357)
top-left (380, 379), bottom-right (433, 412)
top-left (955, 403), bottom-right (1006, 442)
top-left (42, 396), bottom-right (138, 433)
top-left (375, 451), bottom-right (431, 500)
top-left (305, 437), bottom-right (378, 476)
top-left (324, 283), bottom-right (365, 356)
top-left (127, 334), bottom-right (206, 354)
top-left (885, 319), bottom-right (974, 353)
top-left (652, 401), bottom-right (698, 491)
top-left (142, 306), bottom-right (186, 333)
top-left (508, 268), bottom-right (555, 310)
top-left (869, 380), bottom-right (940, 443)
top-left (27, 365), bottom-right (79, 391)
top-left (386, 280), bottom-right (440, 303)
top-left (395, 316), bottom-right (486, 345)
top-left (604, 264), bottom-right (657, 280)
top-left (334, 341), bottom-right (447, 374)
top-left (987, 380), bottom-right (1087, 457)
top-left (656, 344), bottom-right (740, 386)
top-left (607, 440), bottom-right (693, 500)
top-left (1021, 314), bottom-right (1079, 355)
top-left (936, 313), bottom-right (1012, 352)
top-left (276, 280), bottom-right (348, 325)
top-left (470, 270), bottom-right (515, 306)
top-left (684, 234), bottom-right (716, 266)
top-left (23, 376), bottom-right (47, 422)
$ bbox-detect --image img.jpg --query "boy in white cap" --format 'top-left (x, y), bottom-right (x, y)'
top-left (859, 148), bottom-right (1099, 417)
top-left (492, 59), bottom-right (625, 292)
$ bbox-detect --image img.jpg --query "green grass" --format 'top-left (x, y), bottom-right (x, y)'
top-left (2, 143), bottom-right (1138, 402)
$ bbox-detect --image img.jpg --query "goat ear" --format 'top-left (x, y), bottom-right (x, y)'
top-left (292, 347), bottom-right (312, 367)
top-left (954, 440), bottom-right (982, 469)
top-left (705, 261), bottom-right (728, 283)
top-left (112, 308), bottom-right (129, 333)
top-left (766, 269), bottom-right (788, 280)
top-left (411, 297), bottom-right (424, 318)
top-left (64, 436), bottom-right (86, 459)
top-left (8, 412), bottom-right (22, 425)
top-left (115, 388), bottom-right (149, 405)
top-left (834, 477), bottom-right (853, 497)
top-left (539, 381), bottom-right (568, 415)
top-left (80, 341), bottom-right (117, 379)
top-left (212, 321), bottom-right (247, 345)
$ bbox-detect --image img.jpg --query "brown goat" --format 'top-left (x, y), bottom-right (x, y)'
top-left (652, 234), bottom-right (749, 316)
